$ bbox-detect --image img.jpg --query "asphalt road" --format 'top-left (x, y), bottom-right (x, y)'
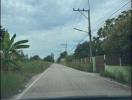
top-left (15, 64), bottom-right (131, 99)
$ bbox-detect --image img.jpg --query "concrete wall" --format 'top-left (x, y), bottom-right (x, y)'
top-left (92, 57), bottom-right (96, 72)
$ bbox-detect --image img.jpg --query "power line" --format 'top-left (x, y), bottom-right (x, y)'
top-left (69, 27), bottom-right (98, 53)
top-left (73, 0), bottom-right (92, 62)
top-left (78, 11), bottom-right (88, 19)
top-left (92, 0), bottom-right (131, 32)
top-left (88, 1), bottom-right (131, 31)
top-left (81, 0), bottom-right (131, 38)
top-left (109, 0), bottom-right (131, 18)
top-left (69, 0), bottom-right (131, 54)
top-left (69, 34), bottom-right (88, 53)
top-left (79, 0), bottom-right (131, 20)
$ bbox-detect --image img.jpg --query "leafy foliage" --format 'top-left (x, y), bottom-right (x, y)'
top-left (74, 42), bottom-right (90, 58)
top-left (1, 60), bottom-right (51, 99)
top-left (30, 55), bottom-right (41, 60)
top-left (0, 28), bottom-right (30, 71)
top-left (99, 10), bottom-right (131, 56)
top-left (65, 54), bottom-right (74, 62)
top-left (74, 39), bottom-right (104, 58)
top-left (99, 10), bottom-right (131, 65)
top-left (57, 51), bottom-right (67, 62)
top-left (43, 54), bottom-right (54, 62)
top-left (69, 10), bottom-right (131, 65)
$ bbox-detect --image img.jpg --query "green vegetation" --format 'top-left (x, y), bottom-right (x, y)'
top-left (43, 53), bottom-right (54, 62)
top-left (100, 65), bottom-right (131, 85)
top-left (30, 55), bottom-right (41, 60)
top-left (1, 72), bottom-right (25, 98)
top-left (1, 60), bottom-right (51, 99)
top-left (98, 10), bottom-right (131, 65)
top-left (57, 51), bottom-right (67, 62)
top-left (0, 29), bottom-right (29, 71)
top-left (58, 10), bottom-right (131, 86)
top-left (0, 27), bottom-right (52, 99)
top-left (60, 10), bottom-right (131, 66)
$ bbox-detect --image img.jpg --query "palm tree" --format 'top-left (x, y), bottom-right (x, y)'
top-left (1, 31), bottom-right (30, 71)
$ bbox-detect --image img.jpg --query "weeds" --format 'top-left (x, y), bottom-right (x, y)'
top-left (100, 68), bottom-right (131, 85)
top-left (1, 60), bottom-right (51, 99)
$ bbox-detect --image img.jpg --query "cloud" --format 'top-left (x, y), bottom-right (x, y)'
top-left (1, 0), bottom-right (131, 59)
top-left (2, 0), bottom-right (86, 33)
top-left (14, 20), bottom-right (87, 58)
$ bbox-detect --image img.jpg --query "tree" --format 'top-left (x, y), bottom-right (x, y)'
top-left (60, 51), bottom-right (67, 58)
top-left (74, 41), bottom-right (90, 58)
top-left (100, 11), bottom-right (132, 56)
top-left (97, 10), bottom-right (131, 65)
top-left (73, 37), bottom-right (104, 58)
top-left (43, 54), bottom-right (54, 62)
top-left (72, 10), bottom-right (131, 65)
top-left (65, 54), bottom-right (74, 62)
top-left (30, 55), bottom-right (41, 60)
top-left (92, 37), bottom-right (104, 56)
top-left (18, 50), bottom-right (29, 61)
top-left (0, 26), bottom-right (5, 50)
top-left (1, 29), bottom-right (30, 71)
top-left (57, 51), bottom-right (67, 62)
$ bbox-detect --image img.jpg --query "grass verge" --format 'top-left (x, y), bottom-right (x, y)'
top-left (100, 66), bottom-right (131, 86)
top-left (1, 60), bottom-right (51, 99)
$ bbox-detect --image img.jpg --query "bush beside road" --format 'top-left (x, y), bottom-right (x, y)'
top-left (100, 65), bottom-right (131, 86)
top-left (1, 60), bottom-right (51, 99)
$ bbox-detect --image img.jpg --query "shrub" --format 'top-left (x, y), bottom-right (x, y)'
top-left (1, 72), bottom-right (25, 98)
top-left (100, 66), bottom-right (131, 85)
top-left (117, 71), bottom-right (125, 83)
top-left (1, 60), bottom-right (51, 99)
top-left (87, 63), bottom-right (93, 72)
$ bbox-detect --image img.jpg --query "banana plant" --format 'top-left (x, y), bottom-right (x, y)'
top-left (1, 31), bottom-right (30, 71)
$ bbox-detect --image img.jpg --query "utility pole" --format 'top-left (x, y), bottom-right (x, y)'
top-left (73, 0), bottom-right (92, 63)
top-left (65, 41), bottom-right (67, 53)
top-left (51, 52), bottom-right (54, 63)
top-left (61, 41), bottom-right (67, 53)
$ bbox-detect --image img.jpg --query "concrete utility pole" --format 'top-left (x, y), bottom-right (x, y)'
top-left (73, 0), bottom-right (92, 63)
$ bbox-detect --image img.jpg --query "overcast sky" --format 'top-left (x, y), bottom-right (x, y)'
top-left (1, 0), bottom-right (131, 59)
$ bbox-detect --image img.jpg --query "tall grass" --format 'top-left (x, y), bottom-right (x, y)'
top-left (1, 60), bottom-right (51, 99)
top-left (100, 65), bottom-right (131, 86)
top-left (1, 72), bottom-right (25, 98)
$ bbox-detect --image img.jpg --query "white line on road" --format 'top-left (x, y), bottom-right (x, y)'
top-left (15, 70), bottom-right (47, 100)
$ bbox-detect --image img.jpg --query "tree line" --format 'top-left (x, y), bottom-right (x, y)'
top-left (58, 10), bottom-right (131, 65)
top-left (0, 27), bottom-right (30, 71)
top-left (0, 27), bottom-right (55, 72)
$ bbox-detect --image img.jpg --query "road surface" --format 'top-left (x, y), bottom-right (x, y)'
top-left (15, 64), bottom-right (131, 99)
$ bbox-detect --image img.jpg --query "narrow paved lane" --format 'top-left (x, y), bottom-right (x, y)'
top-left (16, 64), bottom-right (131, 99)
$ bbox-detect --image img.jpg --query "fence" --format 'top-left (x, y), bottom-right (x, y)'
top-left (72, 55), bottom-right (123, 73)
top-left (68, 55), bottom-right (131, 85)
top-left (105, 55), bottom-right (120, 65)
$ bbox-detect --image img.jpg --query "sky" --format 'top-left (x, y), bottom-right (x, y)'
top-left (1, 0), bottom-right (131, 60)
